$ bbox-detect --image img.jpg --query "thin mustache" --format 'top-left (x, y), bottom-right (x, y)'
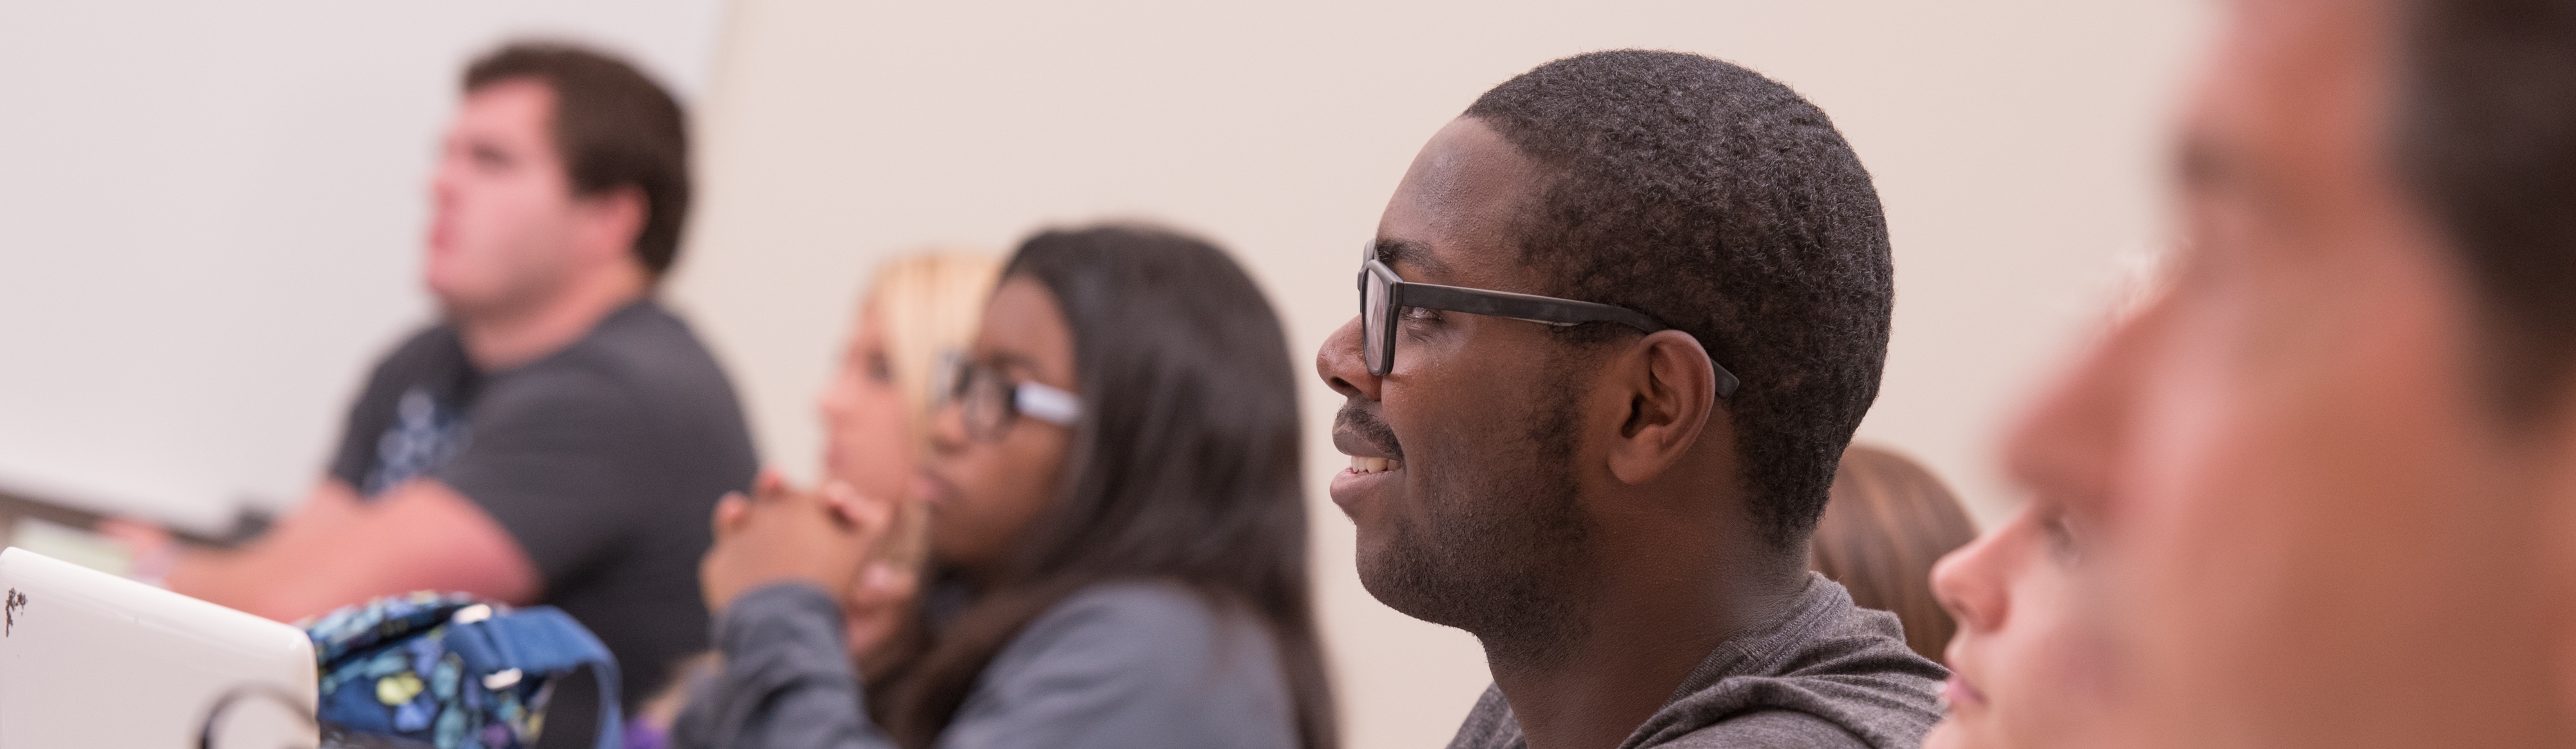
top-left (1334, 399), bottom-right (1403, 461)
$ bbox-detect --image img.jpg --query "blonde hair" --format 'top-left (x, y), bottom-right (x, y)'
top-left (861, 249), bottom-right (1002, 571)
top-left (867, 250), bottom-right (1004, 448)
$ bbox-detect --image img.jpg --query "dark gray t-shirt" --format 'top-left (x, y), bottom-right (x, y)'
top-left (327, 299), bottom-right (758, 713)
top-left (1447, 574), bottom-right (1947, 749)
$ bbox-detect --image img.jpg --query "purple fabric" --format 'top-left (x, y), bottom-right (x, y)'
top-left (624, 717), bottom-right (668, 749)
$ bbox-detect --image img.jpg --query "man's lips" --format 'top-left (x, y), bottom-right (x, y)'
top-left (1332, 428), bottom-right (1403, 475)
top-left (1331, 400), bottom-right (1403, 464)
top-left (1326, 456), bottom-right (1397, 518)
top-left (426, 212), bottom-right (456, 255)
top-left (1942, 674), bottom-right (1987, 712)
top-left (1328, 400), bottom-right (1405, 515)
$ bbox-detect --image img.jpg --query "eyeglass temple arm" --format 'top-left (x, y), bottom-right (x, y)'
top-left (1392, 283), bottom-right (1742, 399)
top-left (1014, 381), bottom-right (1083, 426)
top-left (1395, 282), bottom-right (1663, 330)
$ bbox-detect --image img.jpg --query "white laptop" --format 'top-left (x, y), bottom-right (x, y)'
top-left (0, 546), bottom-right (318, 749)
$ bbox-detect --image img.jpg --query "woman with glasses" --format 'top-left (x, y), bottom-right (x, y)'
top-left (678, 224), bottom-right (1335, 749)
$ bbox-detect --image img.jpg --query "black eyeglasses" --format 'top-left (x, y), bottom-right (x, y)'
top-left (936, 351), bottom-right (1082, 442)
top-left (1357, 242), bottom-right (1740, 398)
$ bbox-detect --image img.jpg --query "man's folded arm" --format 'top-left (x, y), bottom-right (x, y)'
top-left (166, 477), bottom-right (540, 622)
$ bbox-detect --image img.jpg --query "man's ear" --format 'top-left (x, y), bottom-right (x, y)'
top-left (1606, 329), bottom-right (1720, 486)
top-left (570, 185), bottom-right (648, 266)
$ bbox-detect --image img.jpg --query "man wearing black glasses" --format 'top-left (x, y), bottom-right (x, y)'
top-left (1318, 50), bottom-right (1944, 749)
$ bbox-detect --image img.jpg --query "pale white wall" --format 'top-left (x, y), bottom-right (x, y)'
top-left (667, 3), bottom-right (2210, 748)
top-left (0, 0), bottom-right (728, 533)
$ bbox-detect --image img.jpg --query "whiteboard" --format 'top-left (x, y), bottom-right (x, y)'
top-left (0, 1), bottom-right (729, 533)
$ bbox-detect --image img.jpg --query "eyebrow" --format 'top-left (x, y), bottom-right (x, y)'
top-left (1374, 238), bottom-right (1454, 277)
top-left (984, 350), bottom-right (1040, 371)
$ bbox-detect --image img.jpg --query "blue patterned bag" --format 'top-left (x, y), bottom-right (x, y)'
top-left (303, 592), bottom-right (622, 749)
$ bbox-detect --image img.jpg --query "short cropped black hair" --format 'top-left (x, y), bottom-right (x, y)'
top-left (2398, 1), bottom-right (2576, 419)
top-left (1465, 50), bottom-right (1894, 549)
top-left (465, 41), bottom-right (691, 277)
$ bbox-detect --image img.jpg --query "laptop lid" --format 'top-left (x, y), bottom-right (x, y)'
top-left (1, 546), bottom-right (318, 748)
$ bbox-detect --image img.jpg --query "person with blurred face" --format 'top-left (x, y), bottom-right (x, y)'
top-left (815, 252), bottom-right (1001, 656)
top-left (1918, 497), bottom-right (2117, 749)
top-left (109, 41), bottom-right (753, 724)
top-left (1318, 50), bottom-right (1945, 749)
top-left (628, 252), bottom-right (997, 747)
top-left (684, 225), bottom-right (1337, 749)
top-left (2002, 0), bottom-right (2576, 746)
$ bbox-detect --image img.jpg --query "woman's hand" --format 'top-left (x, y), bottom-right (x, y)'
top-left (700, 471), bottom-right (893, 615)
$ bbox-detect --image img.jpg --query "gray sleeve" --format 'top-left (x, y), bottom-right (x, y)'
top-left (669, 583), bottom-right (895, 749)
top-left (673, 582), bottom-right (1299, 749)
top-left (1663, 710), bottom-right (1869, 749)
top-left (937, 582), bottom-right (1298, 749)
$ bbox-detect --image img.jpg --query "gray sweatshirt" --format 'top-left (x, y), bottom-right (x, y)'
top-left (670, 580), bottom-right (1298, 749)
top-left (1445, 574), bottom-right (1947, 749)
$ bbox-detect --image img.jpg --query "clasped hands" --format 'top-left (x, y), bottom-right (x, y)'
top-left (700, 471), bottom-right (919, 659)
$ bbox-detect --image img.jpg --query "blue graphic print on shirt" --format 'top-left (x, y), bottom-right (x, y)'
top-left (364, 388), bottom-right (471, 497)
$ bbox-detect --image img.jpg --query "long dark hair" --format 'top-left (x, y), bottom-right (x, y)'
top-left (867, 223), bottom-right (1336, 749)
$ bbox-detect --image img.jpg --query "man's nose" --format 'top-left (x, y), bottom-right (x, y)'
top-left (429, 155), bottom-right (466, 205)
top-left (1317, 315), bottom-right (1380, 401)
top-left (1930, 529), bottom-right (2008, 635)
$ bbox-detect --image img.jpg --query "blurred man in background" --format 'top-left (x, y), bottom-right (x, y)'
top-left (1320, 50), bottom-right (1944, 749)
top-left (113, 41), bottom-right (755, 722)
top-left (1999, 0), bottom-right (2576, 746)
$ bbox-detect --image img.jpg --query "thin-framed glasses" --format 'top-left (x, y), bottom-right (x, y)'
top-left (1356, 242), bottom-right (1741, 398)
top-left (937, 350), bottom-right (1082, 442)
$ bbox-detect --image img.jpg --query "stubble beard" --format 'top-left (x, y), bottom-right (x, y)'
top-left (1358, 371), bottom-right (1595, 668)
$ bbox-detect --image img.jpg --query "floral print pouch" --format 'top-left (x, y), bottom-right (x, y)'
top-left (303, 591), bottom-right (623, 749)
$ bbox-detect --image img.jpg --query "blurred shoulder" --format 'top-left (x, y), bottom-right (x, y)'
top-left (952, 580), bottom-right (1298, 749)
top-left (991, 578), bottom-right (1289, 692)
top-left (1026, 579), bottom-right (1271, 651)
top-left (490, 301), bottom-right (740, 412)
top-left (1666, 710), bottom-right (1867, 749)
top-left (367, 323), bottom-right (466, 377)
top-left (568, 300), bottom-right (728, 381)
